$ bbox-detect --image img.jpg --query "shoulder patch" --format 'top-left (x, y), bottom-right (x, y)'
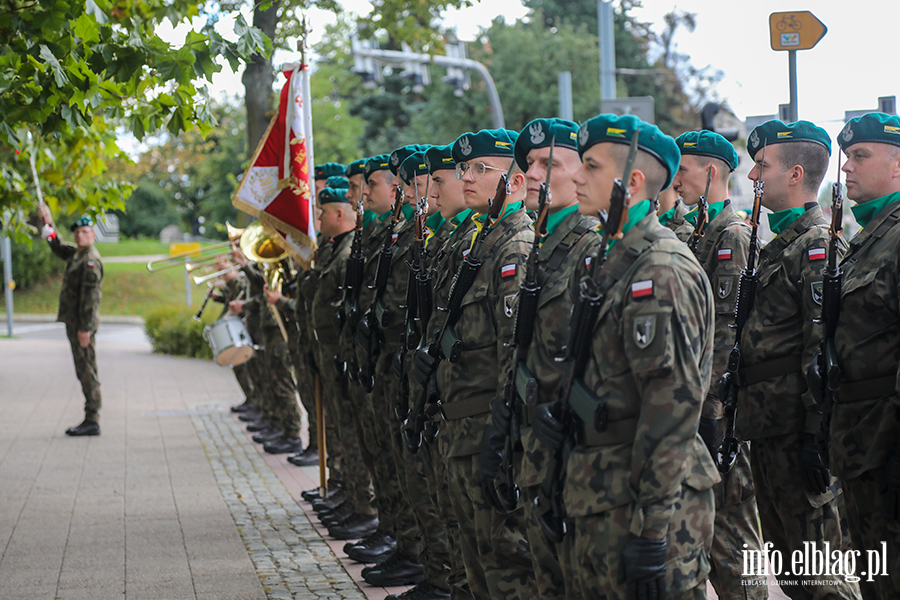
top-left (717, 276), bottom-right (734, 299)
top-left (86, 260), bottom-right (95, 268)
top-left (585, 256), bottom-right (592, 269)
top-left (633, 314), bottom-right (657, 349)
top-left (808, 247), bottom-right (826, 261)
top-left (631, 280), bottom-right (653, 299)
top-left (717, 248), bottom-right (732, 261)
top-left (392, 232), bottom-right (398, 243)
top-left (504, 293), bottom-right (518, 318)
top-left (811, 281), bottom-right (823, 306)
top-left (500, 264), bottom-right (516, 279)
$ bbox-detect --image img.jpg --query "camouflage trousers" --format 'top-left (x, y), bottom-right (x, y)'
top-left (264, 330), bottom-right (302, 438)
top-left (521, 484), bottom-right (566, 600)
top-left (65, 325), bottom-right (101, 422)
top-left (248, 348), bottom-right (271, 418)
top-left (422, 437), bottom-right (472, 599)
top-left (446, 453), bottom-right (536, 600)
top-left (839, 467), bottom-right (900, 599)
top-left (710, 441), bottom-right (768, 600)
top-left (290, 343), bottom-right (317, 444)
top-left (751, 432), bottom-right (861, 600)
top-left (232, 358), bottom-right (255, 403)
top-left (317, 343), bottom-right (373, 516)
top-left (558, 486), bottom-right (714, 600)
top-left (386, 354), bottom-right (450, 588)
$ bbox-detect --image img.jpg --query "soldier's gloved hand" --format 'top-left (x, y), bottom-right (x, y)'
top-left (806, 348), bottom-right (825, 405)
top-left (478, 424), bottom-right (506, 512)
top-left (533, 403), bottom-right (565, 451)
top-left (885, 445), bottom-right (900, 521)
top-left (491, 395), bottom-right (512, 435)
top-left (800, 433), bottom-right (830, 495)
top-left (717, 371), bottom-right (734, 400)
top-left (698, 416), bottom-right (718, 459)
top-left (617, 535), bottom-right (667, 600)
top-left (413, 345), bottom-right (439, 387)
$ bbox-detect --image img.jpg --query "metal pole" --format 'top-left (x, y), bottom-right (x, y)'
top-left (558, 71), bottom-right (573, 121)
top-left (184, 258), bottom-right (192, 309)
top-left (2, 237), bottom-right (12, 337)
top-left (788, 50), bottom-right (798, 122)
top-left (598, 0), bottom-right (616, 101)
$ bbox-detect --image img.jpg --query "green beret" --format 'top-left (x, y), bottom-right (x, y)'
top-left (838, 112), bottom-right (900, 152)
top-left (514, 118), bottom-right (579, 171)
top-left (399, 152), bottom-right (429, 185)
top-left (389, 145), bottom-right (432, 175)
top-left (347, 159), bottom-right (368, 178)
top-left (325, 175), bottom-right (349, 189)
top-left (70, 215), bottom-right (94, 230)
top-left (452, 129), bottom-right (519, 163)
top-left (364, 154), bottom-right (391, 182)
top-left (314, 162), bottom-right (346, 180)
top-left (424, 144), bottom-right (456, 174)
top-left (675, 130), bottom-right (739, 171)
top-left (577, 114), bottom-right (680, 190)
top-left (747, 119), bottom-right (831, 161)
top-left (318, 187), bottom-right (350, 205)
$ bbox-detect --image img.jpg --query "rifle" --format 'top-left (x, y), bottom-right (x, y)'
top-left (534, 131), bottom-right (640, 543)
top-left (403, 158), bottom-right (516, 453)
top-left (494, 137), bottom-right (556, 513)
top-left (334, 198), bottom-right (366, 382)
top-left (357, 186), bottom-right (404, 392)
top-left (815, 155), bottom-right (844, 462)
top-left (687, 165), bottom-right (713, 253)
top-left (716, 142), bottom-right (766, 473)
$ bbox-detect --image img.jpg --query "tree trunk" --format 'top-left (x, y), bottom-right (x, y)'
top-left (242, 1), bottom-right (281, 164)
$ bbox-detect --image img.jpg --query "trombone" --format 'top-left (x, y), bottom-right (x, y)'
top-left (146, 222), bottom-right (245, 272)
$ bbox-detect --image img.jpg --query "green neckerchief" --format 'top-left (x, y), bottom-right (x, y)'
top-left (452, 208), bottom-right (473, 227)
top-left (658, 203), bottom-right (678, 226)
top-left (401, 203), bottom-right (414, 221)
top-left (473, 201), bottom-right (524, 224)
top-left (767, 206), bottom-right (808, 236)
top-left (604, 199), bottom-right (653, 250)
top-left (851, 189), bottom-right (900, 229)
top-left (684, 200), bottom-right (728, 226)
top-left (426, 212), bottom-right (445, 232)
top-left (544, 203), bottom-right (580, 238)
top-left (362, 209), bottom-right (377, 229)
top-left (379, 210), bottom-right (392, 223)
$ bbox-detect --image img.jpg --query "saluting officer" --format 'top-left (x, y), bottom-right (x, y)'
top-left (533, 114), bottom-right (719, 600)
top-left (40, 207), bottom-right (104, 437)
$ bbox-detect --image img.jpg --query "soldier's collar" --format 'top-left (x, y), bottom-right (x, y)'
top-left (605, 199), bottom-right (653, 250)
top-left (851, 189), bottom-right (900, 229)
top-left (543, 203), bottom-right (580, 240)
top-left (683, 199), bottom-right (729, 226)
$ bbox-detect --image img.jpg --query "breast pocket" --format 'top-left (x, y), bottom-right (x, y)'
top-left (757, 264), bottom-right (798, 326)
top-left (457, 283), bottom-right (494, 350)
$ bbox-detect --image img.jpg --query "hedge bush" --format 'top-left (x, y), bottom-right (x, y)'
top-left (9, 238), bottom-right (64, 290)
top-left (143, 305), bottom-right (216, 360)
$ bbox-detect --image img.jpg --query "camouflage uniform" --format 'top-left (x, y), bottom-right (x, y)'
top-left (501, 205), bottom-right (598, 600)
top-left (49, 236), bottom-right (103, 422)
top-left (557, 203), bottom-right (718, 600)
top-left (831, 191), bottom-right (900, 598)
top-left (736, 205), bottom-right (858, 600)
top-left (685, 201), bottom-right (767, 599)
top-left (435, 203), bottom-right (537, 600)
top-left (312, 230), bottom-right (374, 515)
top-left (291, 265), bottom-right (319, 445)
top-left (659, 197), bottom-right (692, 241)
top-left (215, 275), bottom-right (257, 404)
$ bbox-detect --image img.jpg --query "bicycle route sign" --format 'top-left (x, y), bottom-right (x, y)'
top-left (769, 11), bottom-right (827, 51)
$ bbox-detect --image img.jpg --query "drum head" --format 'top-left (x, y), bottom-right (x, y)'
top-left (216, 345), bottom-right (254, 367)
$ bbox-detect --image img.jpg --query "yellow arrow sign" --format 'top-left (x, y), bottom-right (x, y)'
top-left (770, 11), bottom-right (827, 51)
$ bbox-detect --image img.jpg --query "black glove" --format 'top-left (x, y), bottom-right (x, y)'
top-left (799, 433), bottom-right (830, 495)
top-left (478, 424), bottom-right (506, 512)
top-left (806, 348), bottom-right (825, 405)
top-left (413, 344), bottom-right (439, 387)
top-left (491, 395), bottom-right (512, 435)
top-left (618, 536), bottom-right (667, 600)
top-left (717, 371), bottom-right (734, 401)
top-left (698, 416), bottom-right (718, 459)
top-left (533, 403), bottom-right (566, 451)
top-left (885, 445), bottom-right (900, 521)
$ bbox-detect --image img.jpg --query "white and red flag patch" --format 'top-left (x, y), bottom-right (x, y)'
top-left (501, 264), bottom-right (517, 278)
top-left (392, 232), bottom-right (399, 243)
top-left (717, 248), bottom-right (732, 260)
top-left (631, 280), bottom-right (653, 298)
top-left (808, 248), bottom-right (826, 261)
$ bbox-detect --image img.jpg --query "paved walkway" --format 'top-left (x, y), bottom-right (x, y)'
top-left (0, 320), bottom-right (788, 600)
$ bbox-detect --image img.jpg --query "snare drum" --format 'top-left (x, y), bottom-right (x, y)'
top-left (203, 315), bottom-right (255, 366)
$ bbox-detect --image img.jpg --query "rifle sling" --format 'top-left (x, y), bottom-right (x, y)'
top-left (539, 220), bottom-right (594, 283)
top-left (738, 354), bottom-right (802, 386)
top-left (835, 375), bottom-right (896, 403)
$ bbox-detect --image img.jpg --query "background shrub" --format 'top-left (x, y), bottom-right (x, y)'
top-left (9, 238), bottom-right (64, 290)
top-left (143, 304), bottom-right (217, 360)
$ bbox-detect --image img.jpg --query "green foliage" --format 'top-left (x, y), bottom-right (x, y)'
top-left (113, 181), bottom-right (182, 238)
top-left (7, 238), bottom-right (64, 291)
top-left (143, 304), bottom-right (215, 359)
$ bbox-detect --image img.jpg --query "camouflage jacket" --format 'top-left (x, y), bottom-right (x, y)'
top-left (830, 192), bottom-right (900, 479)
top-left (510, 207), bottom-right (600, 489)
top-left (336, 218), bottom-right (379, 365)
top-left (311, 231), bottom-right (354, 350)
top-left (214, 274), bottom-right (249, 320)
top-left (562, 206), bottom-right (719, 540)
top-left (661, 198), bottom-right (691, 242)
top-left (49, 239), bottom-right (103, 332)
top-left (736, 204), bottom-right (846, 439)
top-left (689, 201), bottom-right (750, 419)
top-left (377, 213), bottom-right (419, 354)
top-left (435, 205), bottom-right (533, 459)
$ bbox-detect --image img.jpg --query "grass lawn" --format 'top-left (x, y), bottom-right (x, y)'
top-left (94, 238), bottom-right (169, 257)
top-left (13, 262), bottom-right (216, 317)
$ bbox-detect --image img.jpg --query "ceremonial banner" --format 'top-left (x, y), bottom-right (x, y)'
top-left (233, 63), bottom-right (317, 268)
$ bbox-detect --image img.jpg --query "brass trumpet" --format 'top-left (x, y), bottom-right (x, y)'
top-left (146, 221), bottom-right (245, 272)
top-left (239, 221), bottom-right (290, 342)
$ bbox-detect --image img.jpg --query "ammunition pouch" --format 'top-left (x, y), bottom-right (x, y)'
top-left (515, 362), bottom-right (539, 407)
top-left (440, 324), bottom-right (463, 364)
top-left (568, 378), bottom-right (608, 437)
top-left (566, 379), bottom-right (639, 447)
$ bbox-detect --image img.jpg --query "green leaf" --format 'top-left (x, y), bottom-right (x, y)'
top-left (39, 45), bottom-right (69, 88)
top-left (72, 13), bottom-right (101, 45)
